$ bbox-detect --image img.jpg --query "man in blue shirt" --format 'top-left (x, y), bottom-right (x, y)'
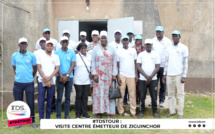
top-left (55, 36), bottom-right (76, 119)
top-left (11, 37), bottom-right (37, 128)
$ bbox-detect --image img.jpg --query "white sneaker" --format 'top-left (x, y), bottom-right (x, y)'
top-left (160, 102), bottom-right (164, 107)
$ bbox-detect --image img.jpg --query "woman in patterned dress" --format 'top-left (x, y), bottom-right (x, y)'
top-left (91, 31), bottom-right (117, 118)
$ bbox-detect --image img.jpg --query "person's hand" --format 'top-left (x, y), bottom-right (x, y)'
top-left (59, 75), bottom-right (64, 83)
top-left (135, 76), bottom-right (139, 83)
top-left (117, 76), bottom-right (122, 86)
top-left (162, 76), bottom-right (166, 84)
top-left (46, 81), bottom-right (52, 88)
top-left (93, 75), bottom-right (98, 83)
top-left (181, 77), bottom-right (186, 83)
top-left (43, 76), bottom-right (49, 82)
top-left (63, 76), bottom-right (69, 83)
top-left (146, 76), bottom-right (152, 85)
top-left (112, 75), bottom-right (116, 81)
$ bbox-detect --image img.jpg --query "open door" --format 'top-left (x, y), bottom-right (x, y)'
top-left (107, 17), bottom-right (134, 43)
top-left (58, 20), bottom-right (79, 42)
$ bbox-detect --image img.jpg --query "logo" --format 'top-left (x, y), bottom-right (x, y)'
top-left (26, 59), bottom-right (31, 63)
top-left (67, 57), bottom-right (71, 60)
top-left (7, 101), bottom-right (30, 120)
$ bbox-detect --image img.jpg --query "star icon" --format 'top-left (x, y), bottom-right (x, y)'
top-left (188, 124), bottom-right (191, 127)
top-left (198, 124), bottom-right (201, 127)
top-left (193, 124), bottom-right (196, 127)
top-left (203, 124), bottom-right (206, 127)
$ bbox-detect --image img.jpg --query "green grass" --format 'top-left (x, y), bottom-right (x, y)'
top-left (0, 94), bottom-right (214, 134)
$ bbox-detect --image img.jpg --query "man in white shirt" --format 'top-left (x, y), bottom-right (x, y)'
top-left (151, 26), bottom-right (172, 107)
top-left (74, 31), bottom-right (90, 53)
top-left (162, 30), bottom-right (189, 119)
top-left (37, 40), bottom-right (60, 128)
top-left (127, 30), bottom-right (135, 48)
top-left (34, 37), bottom-right (46, 82)
top-left (56, 30), bottom-right (76, 51)
top-left (137, 39), bottom-right (160, 118)
top-left (109, 30), bottom-right (123, 50)
top-left (117, 35), bottom-right (138, 119)
top-left (35, 28), bottom-right (58, 51)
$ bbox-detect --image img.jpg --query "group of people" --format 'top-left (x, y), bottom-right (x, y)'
top-left (11, 26), bottom-right (188, 129)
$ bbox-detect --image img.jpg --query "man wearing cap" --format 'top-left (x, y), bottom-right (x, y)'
top-left (162, 30), bottom-right (189, 119)
top-left (127, 30), bottom-right (135, 48)
top-left (55, 36), bottom-right (76, 119)
top-left (137, 39), bottom-right (160, 118)
top-left (109, 30), bottom-right (123, 50)
top-left (37, 40), bottom-right (60, 128)
top-left (87, 30), bottom-right (100, 55)
top-left (74, 31), bottom-right (90, 53)
top-left (56, 30), bottom-right (76, 51)
top-left (151, 26), bottom-right (172, 107)
top-left (117, 35), bottom-right (138, 119)
top-left (35, 28), bottom-right (58, 51)
top-left (11, 37), bottom-right (37, 128)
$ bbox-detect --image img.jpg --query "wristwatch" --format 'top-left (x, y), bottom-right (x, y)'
top-left (66, 74), bottom-right (69, 77)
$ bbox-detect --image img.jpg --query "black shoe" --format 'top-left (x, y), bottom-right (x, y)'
top-left (138, 113), bottom-right (144, 118)
top-left (123, 102), bottom-right (128, 105)
top-left (82, 114), bottom-right (91, 119)
top-left (65, 116), bottom-right (71, 119)
top-left (153, 113), bottom-right (160, 118)
top-left (76, 115), bottom-right (81, 119)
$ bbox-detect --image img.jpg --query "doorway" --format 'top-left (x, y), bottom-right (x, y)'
top-left (79, 21), bottom-right (107, 42)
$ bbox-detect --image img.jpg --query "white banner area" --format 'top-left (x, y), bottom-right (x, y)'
top-left (40, 119), bottom-right (214, 129)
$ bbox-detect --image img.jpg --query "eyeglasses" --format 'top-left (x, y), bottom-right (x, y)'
top-left (44, 32), bottom-right (50, 34)
top-left (115, 33), bottom-right (121, 36)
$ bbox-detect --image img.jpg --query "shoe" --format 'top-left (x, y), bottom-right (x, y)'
top-left (165, 113), bottom-right (176, 117)
top-left (138, 113), bottom-right (144, 118)
top-left (159, 102), bottom-right (164, 107)
top-left (96, 114), bottom-right (102, 118)
top-left (37, 125), bottom-right (40, 129)
top-left (178, 115), bottom-right (183, 119)
top-left (148, 102), bottom-right (152, 106)
top-left (82, 114), bottom-right (91, 119)
top-left (76, 115), bottom-right (81, 119)
top-left (153, 113), bottom-right (160, 118)
top-left (14, 125), bottom-right (22, 129)
top-left (65, 116), bottom-right (71, 119)
top-left (131, 114), bottom-right (137, 119)
top-left (109, 115), bottom-right (115, 118)
top-left (123, 102), bottom-right (128, 105)
top-left (31, 123), bottom-right (38, 128)
top-left (118, 113), bottom-right (124, 117)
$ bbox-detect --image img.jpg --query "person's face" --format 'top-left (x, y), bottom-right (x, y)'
top-left (114, 32), bottom-right (121, 41)
top-left (80, 35), bottom-right (86, 41)
top-left (63, 33), bottom-right (70, 39)
top-left (156, 31), bottom-right (164, 38)
top-left (135, 39), bottom-right (141, 45)
top-left (92, 34), bottom-right (99, 42)
top-left (172, 34), bottom-right (181, 43)
top-left (145, 43), bottom-right (152, 52)
top-left (122, 38), bottom-right (129, 47)
top-left (60, 40), bottom-right (69, 49)
top-left (80, 47), bottom-right (87, 55)
top-left (43, 31), bottom-right (50, 39)
top-left (39, 40), bottom-right (46, 49)
top-left (101, 36), bottom-right (107, 46)
top-left (127, 33), bottom-right (134, 40)
top-left (45, 43), bottom-right (54, 53)
top-left (18, 42), bottom-right (28, 51)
